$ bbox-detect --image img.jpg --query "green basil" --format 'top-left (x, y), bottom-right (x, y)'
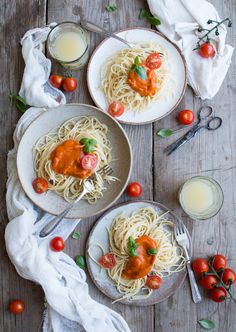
top-left (138, 9), bottom-right (150, 19)
top-left (75, 255), bottom-right (86, 269)
top-left (148, 16), bottom-right (161, 26)
top-left (198, 319), bottom-right (215, 330)
top-left (71, 231), bottom-right (81, 240)
top-left (80, 137), bottom-right (97, 153)
top-left (128, 236), bottom-right (139, 256)
top-left (134, 56), bottom-right (140, 66)
top-left (157, 129), bottom-right (173, 138)
top-left (80, 138), bottom-right (90, 145)
top-left (135, 66), bottom-right (147, 80)
top-left (138, 8), bottom-right (161, 26)
top-left (9, 94), bottom-right (27, 113)
top-left (105, 4), bottom-right (117, 12)
top-left (147, 248), bottom-right (158, 255)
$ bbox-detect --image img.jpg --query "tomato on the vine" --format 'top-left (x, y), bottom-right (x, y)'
top-left (126, 182), bottom-right (143, 197)
top-left (221, 268), bottom-right (236, 285)
top-left (211, 254), bottom-right (227, 271)
top-left (192, 258), bottom-right (209, 275)
top-left (9, 300), bottom-right (25, 314)
top-left (200, 275), bottom-right (218, 290)
top-left (210, 287), bottom-right (227, 302)
top-left (62, 77), bottom-right (77, 92)
top-left (49, 74), bottom-right (63, 88)
top-left (198, 43), bottom-right (215, 58)
top-left (178, 109), bottom-right (194, 125)
top-left (50, 237), bottom-right (65, 252)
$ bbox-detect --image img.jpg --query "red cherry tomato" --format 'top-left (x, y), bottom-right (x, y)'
top-left (145, 275), bottom-right (163, 289)
top-left (9, 300), bottom-right (25, 314)
top-left (50, 236), bottom-right (65, 252)
top-left (212, 254), bottom-right (227, 271)
top-left (98, 253), bottom-right (116, 269)
top-left (126, 182), bottom-right (143, 197)
top-left (81, 154), bottom-right (98, 170)
top-left (221, 268), bottom-right (236, 285)
top-left (200, 275), bottom-right (218, 290)
top-left (32, 177), bottom-right (48, 194)
top-left (108, 102), bottom-right (125, 117)
top-left (178, 109), bottom-right (194, 125)
top-left (198, 43), bottom-right (215, 58)
top-left (62, 77), bottom-right (77, 92)
top-left (145, 52), bottom-right (162, 70)
top-left (192, 258), bottom-right (209, 275)
top-left (210, 287), bottom-right (227, 302)
top-left (49, 74), bottom-right (63, 88)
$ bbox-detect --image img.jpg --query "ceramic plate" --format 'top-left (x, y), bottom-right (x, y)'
top-left (87, 28), bottom-right (187, 125)
top-left (17, 104), bottom-right (132, 219)
top-left (86, 200), bottom-right (191, 306)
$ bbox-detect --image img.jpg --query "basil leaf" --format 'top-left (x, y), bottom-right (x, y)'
top-left (128, 236), bottom-right (136, 247)
top-left (130, 64), bottom-right (136, 71)
top-left (75, 255), bottom-right (86, 269)
top-left (80, 138), bottom-right (90, 145)
top-left (148, 16), bottom-right (161, 26)
top-left (138, 8), bottom-right (151, 19)
top-left (135, 66), bottom-right (147, 80)
top-left (129, 248), bottom-right (138, 257)
top-left (105, 4), bottom-right (117, 12)
top-left (84, 144), bottom-right (95, 153)
top-left (198, 319), bottom-right (215, 330)
top-left (134, 56), bottom-right (140, 66)
top-left (147, 248), bottom-right (158, 255)
top-left (157, 129), bottom-right (173, 138)
top-left (9, 94), bottom-right (27, 113)
top-left (72, 231), bottom-right (81, 240)
top-left (88, 138), bottom-right (97, 146)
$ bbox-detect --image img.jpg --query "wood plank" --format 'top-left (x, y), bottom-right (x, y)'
top-left (0, 1), bottom-right (47, 331)
top-left (153, 1), bottom-right (236, 331)
top-left (47, 0), bottom-right (154, 331)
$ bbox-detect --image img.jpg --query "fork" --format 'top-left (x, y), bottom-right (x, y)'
top-left (174, 221), bottom-right (202, 303)
top-left (39, 165), bottom-right (113, 237)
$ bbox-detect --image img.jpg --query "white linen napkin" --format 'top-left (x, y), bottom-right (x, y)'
top-left (5, 107), bottom-right (130, 332)
top-left (19, 24), bottom-right (66, 108)
top-left (147, 0), bottom-right (234, 100)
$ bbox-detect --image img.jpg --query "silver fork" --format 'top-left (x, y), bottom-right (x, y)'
top-left (39, 165), bottom-right (113, 237)
top-left (174, 221), bottom-right (202, 304)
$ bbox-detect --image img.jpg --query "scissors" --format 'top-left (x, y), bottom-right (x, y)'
top-left (164, 106), bottom-right (222, 156)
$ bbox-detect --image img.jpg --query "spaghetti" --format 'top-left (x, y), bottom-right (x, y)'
top-left (33, 116), bottom-right (116, 203)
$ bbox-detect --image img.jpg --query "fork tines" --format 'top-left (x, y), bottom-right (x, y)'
top-left (97, 165), bottom-right (113, 176)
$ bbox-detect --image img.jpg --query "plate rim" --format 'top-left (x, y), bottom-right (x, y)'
top-left (16, 103), bottom-right (133, 219)
top-left (86, 199), bottom-right (192, 306)
top-left (87, 27), bottom-right (187, 125)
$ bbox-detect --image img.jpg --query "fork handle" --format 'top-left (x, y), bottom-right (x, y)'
top-left (186, 260), bottom-right (202, 303)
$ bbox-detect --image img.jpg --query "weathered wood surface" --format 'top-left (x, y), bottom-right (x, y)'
top-left (0, 0), bottom-right (235, 331)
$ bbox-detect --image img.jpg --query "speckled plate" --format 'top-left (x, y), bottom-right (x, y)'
top-left (86, 200), bottom-right (191, 306)
top-left (17, 104), bottom-right (132, 218)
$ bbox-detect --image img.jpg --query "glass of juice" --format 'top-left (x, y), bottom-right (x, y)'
top-left (47, 22), bottom-right (89, 70)
top-left (179, 176), bottom-right (224, 220)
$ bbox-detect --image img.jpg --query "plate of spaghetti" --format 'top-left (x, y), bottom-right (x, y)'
top-left (86, 200), bottom-right (190, 305)
top-left (87, 28), bottom-right (187, 125)
top-left (17, 104), bottom-right (132, 218)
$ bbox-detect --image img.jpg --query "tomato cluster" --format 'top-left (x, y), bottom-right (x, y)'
top-left (49, 74), bottom-right (77, 92)
top-left (192, 254), bottom-right (236, 302)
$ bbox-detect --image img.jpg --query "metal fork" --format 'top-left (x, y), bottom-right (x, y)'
top-left (174, 221), bottom-right (202, 303)
top-left (39, 165), bottom-right (113, 237)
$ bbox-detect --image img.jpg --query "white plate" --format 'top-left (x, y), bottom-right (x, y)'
top-left (86, 200), bottom-right (191, 306)
top-left (87, 28), bottom-right (187, 125)
top-left (17, 104), bottom-right (132, 219)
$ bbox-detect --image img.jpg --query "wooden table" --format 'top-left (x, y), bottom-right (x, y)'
top-left (1, 1), bottom-right (235, 331)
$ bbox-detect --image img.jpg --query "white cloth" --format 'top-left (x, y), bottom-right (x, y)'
top-left (19, 24), bottom-right (66, 108)
top-left (147, 0), bottom-right (234, 99)
top-left (5, 107), bottom-right (130, 332)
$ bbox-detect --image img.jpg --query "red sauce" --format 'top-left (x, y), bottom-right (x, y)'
top-left (50, 139), bottom-right (92, 179)
top-left (122, 235), bottom-right (158, 280)
top-left (128, 64), bottom-right (157, 97)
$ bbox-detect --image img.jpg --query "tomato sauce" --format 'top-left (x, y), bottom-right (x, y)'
top-left (128, 65), bottom-right (157, 97)
top-left (50, 139), bottom-right (92, 179)
top-left (122, 235), bottom-right (158, 280)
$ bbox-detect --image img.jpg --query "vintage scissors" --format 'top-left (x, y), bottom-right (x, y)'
top-left (164, 106), bottom-right (222, 156)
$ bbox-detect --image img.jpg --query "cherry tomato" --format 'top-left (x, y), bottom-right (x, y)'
top-left (50, 236), bottom-right (65, 252)
top-left (9, 300), bottom-right (25, 314)
top-left (198, 43), bottom-right (215, 58)
top-left (62, 77), bottom-right (77, 92)
top-left (49, 74), bottom-right (63, 88)
top-left (145, 275), bottom-right (163, 289)
top-left (192, 258), bottom-right (209, 275)
top-left (200, 275), bottom-right (218, 290)
top-left (81, 154), bottom-right (97, 170)
top-left (210, 287), bottom-right (227, 302)
top-left (98, 253), bottom-right (116, 269)
top-left (32, 177), bottom-right (48, 194)
top-left (221, 268), bottom-right (236, 285)
top-left (178, 109), bottom-right (194, 125)
top-left (108, 102), bottom-right (125, 117)
top-left (145, 52), bottom-right (162, 70)
top-left (126, 182), bottom-right (143, 198)
top-left (211, 254), bottom-right (227, 271)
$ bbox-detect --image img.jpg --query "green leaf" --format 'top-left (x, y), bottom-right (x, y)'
top-left (134, 56), bottom-right (140, 66)
top-left (71, 231), bottom-right (81, 240)
top-left (198, 319), bottom-right (215, 330)
top-left (128, 236), bottom-right (139, 256)
top-left (130, 64), bottom-right (136, 72)
top-left (9, 94), bottom-right (27, 113)
top-left (129, 248), bottom-right (138, 257)
top-left (75, 255), bottom-right (86, 269)
top-left (157, 128), bottom-right (173, 138)
top-left (83, 144), bottom-right (95, 153)
top-left (80, 138), bottom-right (90, 145)
top-left (135, 66), bottom-right (147, 80)
top-left (105, 4), bottom-right (117, 12)
top-left (88, 138), bottom-right (97, 146)
top-left (147, 248), bottom-right (158, 255)
top-left (138, 8), bottom-right (151, 19)
top-left (148, 16), bottom-right (161, 26)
